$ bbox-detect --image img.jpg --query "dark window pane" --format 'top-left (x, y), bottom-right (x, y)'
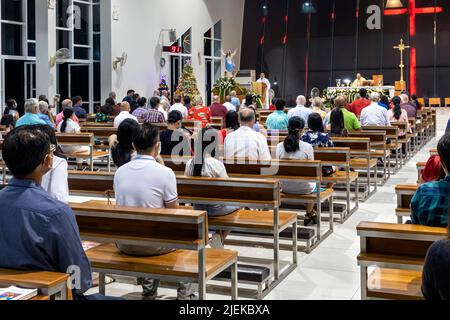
top-left (214, 40), bottom-right (221, 58)
top-left (57, 0), bottom-right (70, 28)
top-left (214, 21), bottom-right (221, 39)
top-left (2, 23), bottom-right (22, 55)
top-left (28, 42), bottom-right (36, 56)
top-left (93, 4), bottom-right (100, 32)
top-left (94, 62), bottom-right (100, 102)
top-left (182, 29), bottom-right (191, 54)
top-left (74, 46), bottom-right (90, 60)
top-left (204, 28), bottom-right (212, 38)
top-left (1, 0), bottom-right (22, 21)
top-left (204, 38), bottom-right (212, 56)
top-left (74, 3), bottom-right (89, 45)
top-left (93, 34), bottom-right (100, 60)
top-left (27, 0), bottom-right (36, 40)
top-left (58, 30), bottom-right (71, 49)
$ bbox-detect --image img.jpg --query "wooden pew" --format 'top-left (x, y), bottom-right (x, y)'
top-left (80, 127), bottom-right (117, 140)
top-left (347, 131), bottom-right (390, 181)
top-left (314, 147), bottom-right (359, 218)
top-left (0, 269), bottom-right (71, 300)
top-left (211, 117), bottom-right (224, 128)
top-left (430, 148), bottom-right (438, 156)
top-left (160, 157), bottom-right (333, 247)
top-left (331, 137), bottom-right (378, 200)
top-left (362, 126), bottom-right (402, 171)
top-left (395, 185), bottom-right (418, 224)
top-left (390, 122), bottom-right (413, 160)
top-left (71, 202), bottom-right (238, 300)
top-left (357, 222), bottom-right (446, 300)
top-left (67, 172), bottom-right (298, 298)
top-left (56, 133), bottom-right (110, 171)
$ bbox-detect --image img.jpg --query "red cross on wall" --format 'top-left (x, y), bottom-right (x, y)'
top-left (384, 0), bottom-right (443, 94)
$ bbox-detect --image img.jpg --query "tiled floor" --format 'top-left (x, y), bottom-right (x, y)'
top-left (82, 109), bottom-right (450, 300)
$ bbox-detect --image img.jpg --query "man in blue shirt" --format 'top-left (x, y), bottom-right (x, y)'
top-left (15, 99), bottom-right (46, 128)
top-left (230, 90), bottom-right (241, 109)
top-left (0, 126), bottom-right (119, 300)
top-left (72, 96), bottom-right (87, 120)
top-left (411, 134), bottom-right (450, 227)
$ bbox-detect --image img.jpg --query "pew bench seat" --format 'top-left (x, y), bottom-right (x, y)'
top-left (281, 188), bottom-right (334, 203)
top-left (65, 150), bottom-right (109, 159)
top-left (209, 210), bottom-right (297, 232)
top-left (87, 243), bottom-right (238, 280)
top-left (358, 253), bottom-right (424, 270)
top-left (321, 171), bottom-right (359, 183)
top-left (366, 268), bottom-right (423, 300)
top-left (349, 158), bottom-right (378, 169)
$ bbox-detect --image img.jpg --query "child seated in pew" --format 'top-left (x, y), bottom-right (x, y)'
top-left (184, 127), bottom-right (240, 248)
top-left (0, 126), bottom-right (120, 300)
top-left (57, 108), bottom-right (97, 171)
top-left (114, 124), bottom-right (198, 300)
top-left (36, 125), bottom-right (69, 203)
top-left (411, 134), bottom-right (450, 228)
top-left (422, 206), bottom-right (450, 300)
top-left (275, 117), bottom-right (317, 227)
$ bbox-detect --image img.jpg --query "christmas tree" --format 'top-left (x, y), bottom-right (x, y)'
top-left (176, 60), bottom-right (200, 100)
top-left (158, 75), bottom-right (169, 94)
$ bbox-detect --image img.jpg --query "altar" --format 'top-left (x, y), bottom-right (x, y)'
top-left (324, 86), bottom-right (396, 103)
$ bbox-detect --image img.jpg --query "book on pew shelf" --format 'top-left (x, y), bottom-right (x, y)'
top-left (0, 286), bottom-right (38, 301)
top-left (82, 241), bottom-right (101, 252)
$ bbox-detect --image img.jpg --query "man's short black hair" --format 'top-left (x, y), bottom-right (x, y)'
top-left (168, 110), bottom-right (183, 124)
top-left (72, 96), bottom-right (82, 105)
top-left (183, 96), bottom-right (191, 105)
top-left (359, 88), bottom-right (368, 99)
top-left (275, 99), bottom-right (286, 111)
top-left (127, 89), bottom-right (135, 95)
top-left (438, 134), bottom-right (450, 173)
top-left (133, 123), bottom-right (159, 152)
top-left (3, 126), bottom-right (51, 177)
top-left (137, 97), bottom-right (147, 107)
top-left (149, 97), bottom-right (160, 109)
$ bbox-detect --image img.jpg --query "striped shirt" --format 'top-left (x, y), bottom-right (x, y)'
top-left (144, 109), bottom-right (166, 124)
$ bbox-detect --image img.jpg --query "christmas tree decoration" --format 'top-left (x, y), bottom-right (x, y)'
top-left (158, 74), bottom-right (169, 94)
top-left (176, 60), bottom-right (200, 100)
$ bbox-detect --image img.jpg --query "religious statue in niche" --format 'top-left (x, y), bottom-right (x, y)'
top-left (222, 49), bottom-right (238, 77)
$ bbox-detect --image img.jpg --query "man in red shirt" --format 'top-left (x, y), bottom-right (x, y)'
top-left (347, 88), bottom-right (370, 118)
top-left (209, 96), bottom-right (228, 126)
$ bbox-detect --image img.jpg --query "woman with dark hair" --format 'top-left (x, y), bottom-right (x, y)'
top-left (160, 110), bottom-right (192, 156)
top-left (411, 94), bottom-right (423, 110)
top-left (36, 125), bottom-right (69, 203)
top-left (388, 96), bottom-right (410, 137)
top-left (378, 95), bottom-right (390, 110)
top-left (57, 108), bottom-right (92, 170)
top-left (329, 108), bottom-right (348, 137)
top-left (220, 110), bottom-right (240, 142)
top-left (184, 128), bottom-right (239, 247)
top-left (302, 113), bottom-right (334, 148)
top-left (109, 119), bottom-right (140, 168)
top-left (4, 99), bottom-right (19, 120)
top-left (276, 117), bottom-right (317, 226)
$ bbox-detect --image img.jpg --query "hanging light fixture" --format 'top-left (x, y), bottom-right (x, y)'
top-left (386, 0), bottom-right (404, 8)
top-left (301, 1), bottom-right (317, 14)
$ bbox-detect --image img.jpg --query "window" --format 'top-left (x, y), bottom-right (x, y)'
top-left (169, 28), bottom-right (193, 99)
top-left (204, 21), bottom-right (222, 105)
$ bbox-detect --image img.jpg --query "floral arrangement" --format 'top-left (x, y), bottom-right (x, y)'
top-left (249, 92), bottom-right (263, 109)
top-left (212, 76), bottom-right (247, 102)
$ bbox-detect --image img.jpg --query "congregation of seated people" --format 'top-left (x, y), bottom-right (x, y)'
top-left (0, 87), bottom-right (448, 301)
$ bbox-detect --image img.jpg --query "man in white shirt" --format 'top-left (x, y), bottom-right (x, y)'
top-left (114, 123), bottom-right (197, 300)
top-left (169, 94), bottom-right (188, 118)
top-left (223, 95), bottom-right (236, 112)
top-left (224, 108), bottom-right (271, 161)
top-left (360, 92), bottom-right (390, 127)
top-left (287, 95), bottom-right (313, 124)
top-left (114, 102), bottom-right (138, 128)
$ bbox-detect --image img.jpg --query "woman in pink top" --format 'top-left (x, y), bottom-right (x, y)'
top-left (387, 96), bottom-right (410, 137)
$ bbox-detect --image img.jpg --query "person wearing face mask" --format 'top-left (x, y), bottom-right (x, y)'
top-left (0, 126), bottom-right (120, 300)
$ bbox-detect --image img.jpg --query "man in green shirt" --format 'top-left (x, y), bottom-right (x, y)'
top-left (324, 96), bottom-right (361, 132)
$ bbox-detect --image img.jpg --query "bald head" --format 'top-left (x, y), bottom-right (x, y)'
top-left (296, 95), bottom-right (307, 107)
top-left (120, 101), bottom-right (131, 112)
top-left (239, 107), bottom-right (256, 127)
top-left (62, 99), bottom-right (73, 109)
top-left (334, 96), bottom-right (347, 109)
